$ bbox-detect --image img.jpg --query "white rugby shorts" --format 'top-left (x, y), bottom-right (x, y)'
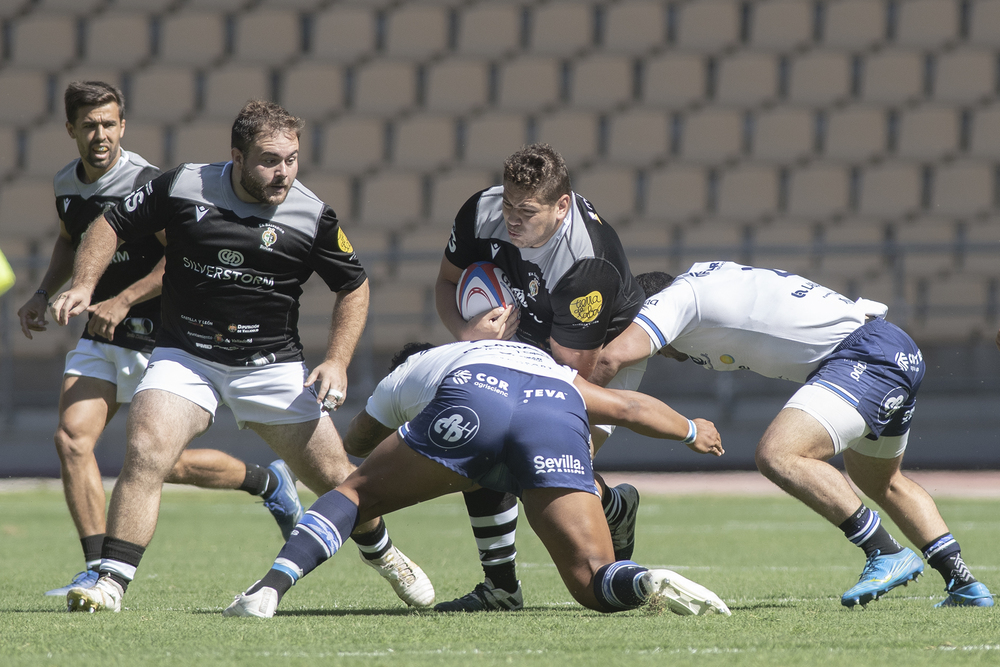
top-left (134, 347), bottom-right (326, 428)
top-left (783, 383), bottom-right (908, 459)
top-left (64, 338), bottom-right (149, 404)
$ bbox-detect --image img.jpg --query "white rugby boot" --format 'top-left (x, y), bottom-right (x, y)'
top-left (46, 569), bottom-right (99, 597)
top-left (362, 546), bottom-right (435, 608)
top-left (66, 575), bottom-right (124, 613)
top-left (223, 585), bottom-right (279, 618)
top-left (639, 569), bottom-right (731, 616)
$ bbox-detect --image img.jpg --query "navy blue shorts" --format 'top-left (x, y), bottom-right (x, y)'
top-left (806, 318), bottom-right (924, 439)
top-left (398, 364), bottom-right (597, 498)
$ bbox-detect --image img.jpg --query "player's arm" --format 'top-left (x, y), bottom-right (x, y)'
top-left (590, 322), bottom-right (657, 387)
top-left (573, 375), bottom-right (724, 456)
top-left (85, 232), bottom-right (167, 341)
top-left (51, 214), bottom-right (121, 325)
top-left (17, 220), bottom-right (75, 338)
top-left (434, 255), bottom-right (517, 341)
top-left (306, 277), bottom-right (369, 409)
top-left (343, 409), bottom-right (395, 458)
top-left (550, 341), bottom-right (602, 380)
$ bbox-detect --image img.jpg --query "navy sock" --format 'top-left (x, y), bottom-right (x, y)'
top-left (838, 505), bottom-right (902, 558)
top-left (239, 463), bottom-right (276, 497)
top-left (268, 490), bottom-right (359, 585)
top-left (922, 533), bottom-right (976, 590)
top-left (592, 561), bottom-right (649, 612)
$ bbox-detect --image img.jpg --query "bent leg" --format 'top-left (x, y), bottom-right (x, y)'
top-left (165, 448), bottom-right (247, 489)
top-left (249, 417), bottom-right (355, 496)
top-left (55, 375), bottom-right (120, 539)
top-left (106, 389), bottom-right (211, 546)
top-left (755, 407), bottom-right (861, 524)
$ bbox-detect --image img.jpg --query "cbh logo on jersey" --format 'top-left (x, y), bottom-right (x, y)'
top-left (428, 406), bottom-right (480, 449)
top-left (218, 249), bottom-right (244, 267)
top-left (878, 387), bottom-right (909, 424)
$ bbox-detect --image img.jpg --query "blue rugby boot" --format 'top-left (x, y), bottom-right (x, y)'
top-left (45, 569), bottom-right (99, 597)
top-left (262, 460), bottom-right (303, 541)
top-left (935, 581), bottom-right (994, 608)
top-left (841, 548), bottom-right (924, 608)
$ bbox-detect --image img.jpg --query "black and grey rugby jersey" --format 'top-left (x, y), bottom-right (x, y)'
top-left (54, 149), bottom-right (163, 352)
top-left (445, 185), bottom-right (643, 352)
top-left (103, 161), bottom-right (367, 367)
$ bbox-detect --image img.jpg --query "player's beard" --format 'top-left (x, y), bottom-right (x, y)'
top-left (239, 168), bottom-right (290, 206)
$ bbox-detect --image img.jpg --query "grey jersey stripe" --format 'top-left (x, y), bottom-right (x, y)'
top-left (53, 149), bottom-right (156, 200)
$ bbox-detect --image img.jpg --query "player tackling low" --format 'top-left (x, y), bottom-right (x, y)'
top-left (594, 261), bottom-right (993, 608)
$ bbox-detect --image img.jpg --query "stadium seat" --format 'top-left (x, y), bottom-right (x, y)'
top-left (368, 281), bottom-right (439, 350)
top-left (824, 106), bottom-right (887, 162)
top-left (385, 3), bottom-right (449, 59)
top-left (641, 53), bottom-right (707, 109)
top-left (234, 9), bottom-right (302, 65)
top-left (34, 0), bottom-right (103, 12)
top-left (678, 109), bottom-right (743, 165)
top-left (822, 0), bottom-right (886, 49)
top-left (536, 110), bottom-right (599, 168)
top-left (24, 122), bottom-right (78, 178)
top-left (497, 56), bottom-right (561, 112)
top-left (752, 107), bottom-right (815, 163)
top-left (645, 165), bottom-right (709, 222)
top-left (860, 50), bottom-right (925, 105)
top-left (858, 163), bottom-right (922, 220)
top-left (300, 172), bottom-right (352, 219)
top-left (749, 0), bottom-right (814, 52)
top-left (819, 218), bottom-right (889, 277)
top-left (603, 0), bottom-right (668, 55)
top-left (185, 0), bottom-right (252, 9)
top-left (717, 165), bottom-right (779, 221)
top-left (172, 120), bottom-right (232, 165)
top-left (0, 177), bottom-right (60, 238)
top-left (429, 169), bottom-right (494, 225)
top-left (933, 49), bottom-right (997, 104)
top-left (0, 126), bottom-right (17, 180)
top-left (750, 219), bottom-right (818, 276)
top-left (569, 54), bottom-right (634, 111)
top-left (613, 222), bottom-right (678, 274)
top-left (897, 107), bottom-right (959, 160)
top-left (715, 52), bottom-right (779, 107)
top-left (970, 0), bottom-right (1000, 46)
top-left (460, 113), bottom-right (527, 169)
top-left (311, 5), bottom-right (377, 62)
top-left (424, 57), bottom-right (490, 114)
top-left (0, 68), bottom-right (49, 125)
top-left (82, 13), bottom-right (150, 69)
top-left (895, 0), bottom-right (960, 48)
top-left (158, 10), bottom-right (227, 67)
top-left (962, 219), bottom-right (1000, 275)
top-left (607, 108), bottom-right (670, 167)
top-left (9, 13), bottom-right (77, 69)
top-left (391, 114), bottom-right (456, 170)
top-left (390, 225), bottom-right (450, 284)
top-left (679, 221), bottom-right (747, 264)
top-left (358, 170), bottom-right (425, 230)
top-left (280, 61), bottom-right (345, 121)
top-left (122, 124), bottom-right (167, 170)
top-left (455, 4), bottom-right (522, 57)
top-left (528, 1), bottom-right (595, 56)
top-left (894, 217), bottom-right (960, 277)
top-left (202, 64), bottom-right (270, 120)
top-left (788, 51), bottom-right (852, 106)
top-left (968, 107), bottom-right (1000, 159)
top-left (675, 0), bottom-right (741, 53)
top-left (338, 224), bottom-right (391, 282)
top-left (0, 0), bottom-right (30, 18)
top-left (573, 165), bottom-right (637, 224)
top-left (319, 116), bottom-right (386, 174)
top-left (128, 66), bottom-right (197, 124)
top-left (909, 273), bottom-right (992, 342)
top-left (787, 164), bottom-right (850, 220)
top-left (930, 160), bottom-right (995, 218)
top-left (353, 60), bottom-right (418, 117)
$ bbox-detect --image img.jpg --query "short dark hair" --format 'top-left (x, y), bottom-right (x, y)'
top-left (389, 342), bottom-right (435, 372)
top-left (231, 100), bottom-right (305, 154)
top-left (636, 271), bottom-right (675, 297)
top-left (64, 81), bottom-right (125, 124)
top-left (502, 143), bottom-right (571, 205)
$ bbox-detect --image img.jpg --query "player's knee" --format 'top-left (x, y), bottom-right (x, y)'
top-left (53, 426), bottom-right (97, 462)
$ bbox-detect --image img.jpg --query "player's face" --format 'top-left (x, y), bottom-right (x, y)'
top-left (66, 102), bottom-right (125, 177)
top-left (501, 183), bottom-right (571, 249)
top-left (232, 130), bottom-right (299, 206)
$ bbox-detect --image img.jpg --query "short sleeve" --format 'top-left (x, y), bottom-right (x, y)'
top-left (443, 190), bottom-right (486, 269)
top-left (307, 206), bottom-right (368, 292)
top-left (634, 281), bottom-right (699, 350)
top-left (103, 169), bottom-right (177, 242)
top-left (548, 259), bottom-right (623, 350)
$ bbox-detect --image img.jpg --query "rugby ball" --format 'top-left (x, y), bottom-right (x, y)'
top-left (456, 261), bottom-right (516, 321)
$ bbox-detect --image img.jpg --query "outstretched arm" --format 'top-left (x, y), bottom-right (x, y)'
top-left (343, 409), bottom-right (395, 458)
top-left (86, 231), bottom-right (167, 340)
top-left (573, 375), bottom-right (724, 456)
top-left (590, 322), bottom-right (657, 387)
top-left (305, 278), bottom-right (369, 409)
top-left (51, 215), bottom-right (120, 325)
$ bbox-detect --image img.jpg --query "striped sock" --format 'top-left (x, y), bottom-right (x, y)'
top-left (838, 505), bottom-right (902, 558)
top-left (922, 533), bottom-right (976, 590)
top-left (593, 561), bottom-right (649, 612)
top-left (464, 488), bottom-right (519, 593)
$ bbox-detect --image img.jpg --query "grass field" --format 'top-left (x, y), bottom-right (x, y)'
top-left (1, 484), bottom-right (997, 666)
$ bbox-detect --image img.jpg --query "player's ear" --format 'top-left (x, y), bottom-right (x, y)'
top-left (119, 117), bottom-right (126, 139)
top-left (65, 121), bottom-right (76, 139)
top-left (231, 147), bottom-right (243, 168)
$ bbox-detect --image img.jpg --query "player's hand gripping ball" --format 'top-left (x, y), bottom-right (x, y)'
top-left (456, 261), bottom-right (516, 321)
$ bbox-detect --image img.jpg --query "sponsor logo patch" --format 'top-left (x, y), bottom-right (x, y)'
top-left (337, 227), bottom-right (353, 253)
top-left (261, 226), bottom-right (278, 249)
top-left (452, 369), bottom-right (473, 385)
top-left (533, 454), bottom-right (587, 476)
top-left (569, 291), bottom-right (603, 323)
top-left (218, 249), bottom-right (244, 267)
top-left (719, 354), bottom-right (735, 365)
top-left (878, 387), bottom-right (909, 423)
top-left (428, 406), bottom-right (480, 449)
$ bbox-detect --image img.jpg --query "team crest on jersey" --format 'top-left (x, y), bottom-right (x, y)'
top-left (569, 291), bottom-right (603, 323)
top-left (429, 406), bottom-right (480, 449)
top-left (261, 226), bottom-right (278, 249)
top-left (719, 354), bottom-right (735, 365)
top-left (337, 228), bottom-right (353, 253)
top-left (528, 278), bottom-right (539, 298)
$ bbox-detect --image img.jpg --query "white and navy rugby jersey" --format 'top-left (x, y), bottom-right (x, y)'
top-left (635, 261), bottom-right (889, 383)
top-left (103, 161), bottom-right (366, 366)
top-left (445, 186), bottom-right (643, 353)
top-left (54, 149), bottom-right (163, 352)
top-left (366, 340), bottom-right (580, 429)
